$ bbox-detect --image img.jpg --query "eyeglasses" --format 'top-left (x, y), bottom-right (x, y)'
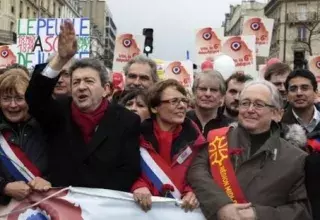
top-left (160, 97), bottom-right (189, 107)
top-left (288, 84), bottom-right (312, 93)
top-left (1, 96), bottom-right (25, 105)
top-left (239, 100), bottom-right (274, 110)
top-left (127, 73), bottom-right (151, 82)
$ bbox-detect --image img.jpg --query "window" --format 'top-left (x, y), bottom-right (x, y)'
top-left (297, 26), bottom-right (307, 41)
top-left (11, 6), bottom-right (15, 13)
top-left (58, 7), bottom-right (61, 17)
top-left (27, 7), bottom-right (30, 17)
top-left (297, 4), bottom-right (307, 21)
top-left (10, 22), bottom-right (14, 32)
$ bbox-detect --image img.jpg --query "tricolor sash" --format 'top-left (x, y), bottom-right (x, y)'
top-left (207, 127), bottom-right (247, 203)
top-left (0, 133), bottom-right (35, 182)
top-left (140, 148), bottom-right (182, 199)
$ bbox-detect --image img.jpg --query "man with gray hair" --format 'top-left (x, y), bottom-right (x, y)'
top-left (112, 55), bottom-right (159, 103)
top-left (46, 53), bottom-right (75, 98)
top-left (188, 79), bottom-right (311, 220)
top-left (25, 21), bottom-right (141, 192)
top-left (187, 71), bottom-right (232, 137)
top-left (123, 54), bottom-right (158, 90)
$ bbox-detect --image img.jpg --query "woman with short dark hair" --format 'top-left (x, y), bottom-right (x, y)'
top-left (132, 79), bottom-right (207, 212)
top-left (119, 89), bottom-right (150, 122)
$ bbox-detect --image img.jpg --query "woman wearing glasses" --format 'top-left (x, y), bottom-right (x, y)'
top-left (131, 79), bottom-right (207, 212)
top-left (0, 70), bottom-right (50, 204)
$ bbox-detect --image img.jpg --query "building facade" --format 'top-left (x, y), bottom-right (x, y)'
top-left (0, 0), bottom-right (81, 45)
top-left (105, 4), bottom-right (116, 69)
top-left (265, 0), bottom-right (320, 66)
top-left (223, 0), bottom-right (266, 36)
top-left (80, 0), bottom-right (106, 65)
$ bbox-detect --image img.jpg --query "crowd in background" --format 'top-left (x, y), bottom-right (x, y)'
top-left (0, 21), bottom-right (319, 220)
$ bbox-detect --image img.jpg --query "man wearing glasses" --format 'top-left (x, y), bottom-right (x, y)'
top-left (188, 80), bottom-right (311, 220)
top-left (46, 54), bottom-right (74, 98)
top-left (282, 69), bottom-right (320, 220)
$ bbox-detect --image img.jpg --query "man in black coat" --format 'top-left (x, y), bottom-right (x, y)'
top-left (25, 21), bottom-right (141, 192)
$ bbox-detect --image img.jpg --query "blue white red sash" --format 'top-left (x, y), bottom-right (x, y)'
top-left (140, 148), bottom-right (182, 199)
top-left (0, 133), bottom-right (35, 182)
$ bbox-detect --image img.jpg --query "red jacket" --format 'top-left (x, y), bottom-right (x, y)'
top-left (131, 118), bottom-right (207, 198)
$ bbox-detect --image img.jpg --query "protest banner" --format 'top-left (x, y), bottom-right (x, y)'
top-left (154, 58), bottom-right (166, 80)
top-left (0, 187), bottom-right (205, 220)
top-left (309, 55), bottom-right (320, 86)
top-left (242, 16), bottom-right (274, 57)
top-left (0, 45), bottom-right (19, 69)
top-left (221, 35), bottom-right (257, 78)
top-left (195, 27), bottom-right (224, 66)
top-left (16, 18), bottom-right (90, 68)
top-left (112, 33), bottom-right (144, 73)
top-left (162, 60), bottom-right (194, 90)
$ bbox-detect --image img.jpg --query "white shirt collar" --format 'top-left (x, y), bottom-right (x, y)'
top-left (292, 106), bottom-right (320, 132)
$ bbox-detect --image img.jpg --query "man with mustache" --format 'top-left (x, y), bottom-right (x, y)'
top-left (187, 71), bottom-right (232, 137)
top-left (112, 55), bottom-right (159, 103)
top-left (224, 73), bottom-right (253, 120)
top-left (282, 69), bottom-right (320, 219)
top-left (264, 62), bottom-right (291, 106)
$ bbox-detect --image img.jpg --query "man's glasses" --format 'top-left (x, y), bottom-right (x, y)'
top-left (239, 100), bottom-right (274, 110)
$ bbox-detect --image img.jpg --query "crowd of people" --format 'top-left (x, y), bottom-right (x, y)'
top-left (0, 21), bottom-right (319, 220)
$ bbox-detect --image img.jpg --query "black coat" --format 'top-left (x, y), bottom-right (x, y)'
top-left (25, 64), bottom-right (141, 192)
top-left (0, 116), bottom-right (48, 205)
top-left (186, 110), bottom-right (233, 138)
top-left (282, 105), bottom-right (320, 220)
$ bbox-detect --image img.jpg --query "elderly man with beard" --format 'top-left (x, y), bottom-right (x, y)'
top-left (187, 71), bottom-right (232, 138)
top-left (188, 79), bottom-right (311, 220)
top-left (25, 21), bottom-right (141, 191)
top-left (224, 73), bottom-right (253, 120)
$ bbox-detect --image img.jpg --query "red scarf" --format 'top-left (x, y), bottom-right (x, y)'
top-left (71, 100), bottom-right (108, 144)
top-left (153, 121), bottom-right (182, 165)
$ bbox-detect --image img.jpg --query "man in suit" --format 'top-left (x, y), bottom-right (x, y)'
top-left (25, 21), bottom-right (141, 192)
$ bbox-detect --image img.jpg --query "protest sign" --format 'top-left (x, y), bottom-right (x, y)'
top-left (0, 45), bottom-right (19, 69)
top-left (112, 34), bottom-right (144, 72)
top-left (16, 18), bottom-right (90, 68)
top-left (309, 55), bottom-right (320, 86)
top-left (221, 35), bottom-right (257, 77)
top-left (242, 16), bottom-right (274, 57)
top-left (195, 27), bottom-right (224, 66)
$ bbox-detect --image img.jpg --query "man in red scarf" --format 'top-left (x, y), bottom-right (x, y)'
top-left (25, 21), bottom-right (141, 191)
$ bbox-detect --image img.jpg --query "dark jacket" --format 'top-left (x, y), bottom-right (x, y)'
top-left (131, 118), bottom-right (207, 196)
top-left (187, 122), bottom-right (311, 220)
top-left (187, 110), bottom-right (233, 138)
top-left (25, 64), bottom-right (141, 192)
top-left (282, 105), bottom-right (320, 220)
top-left (0, 115), bottom-right (48, 205)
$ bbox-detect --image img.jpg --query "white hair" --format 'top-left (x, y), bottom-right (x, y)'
top-left (240, 79), bottom-right (283, 109)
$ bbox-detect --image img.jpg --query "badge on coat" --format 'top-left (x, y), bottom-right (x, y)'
top-left (176, 147), bottom-right (192, 164)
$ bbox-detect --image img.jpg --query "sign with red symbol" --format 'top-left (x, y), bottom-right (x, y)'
top-left (0, 45), bottom-right (18, 69)
top-left (112, 33), bottom-right (144, 73)
top-left (221, 35), bottom-right (257, 78)
top-left (161, 60), bottom-right (194, 90)
top-left (242, 16), bottom-right (274, 57)
top-left (309, 56), bottom-right (320, 87)
top-left (195, 27), bottom-right (224, 66)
